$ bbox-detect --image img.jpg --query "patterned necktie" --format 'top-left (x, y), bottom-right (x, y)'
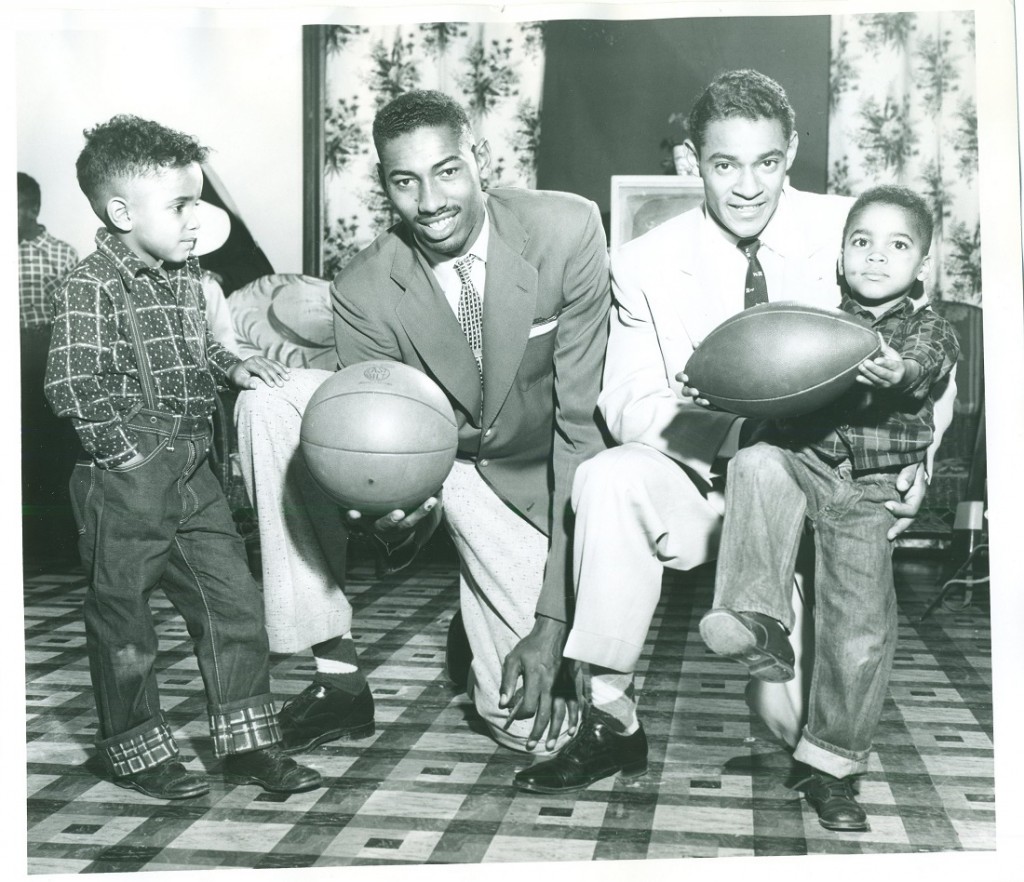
top-left (454, 254), bottom-right (483, 378)
top-left (738, 237), bottom-right (769, 309)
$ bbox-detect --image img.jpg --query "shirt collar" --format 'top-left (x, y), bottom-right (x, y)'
top-left (421, 201), bottom-right (491, 271)
top-left (95, 227), bottom-right (194, 280)
top-left (699, 185), bottom-right (795, 257)
top-left (22, 224), bottom-right (47, 244)
top-left (757, 187), bottom-right (798, 257)
top-left (841, 292), bottom-right (918, 324)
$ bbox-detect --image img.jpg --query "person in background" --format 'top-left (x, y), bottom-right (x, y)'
top-left (45, 114), bottom-right (320, 800)
top-left (19, 171), bottom-right (80, 564)
top-left (19, 172), bottom-right (79, 330)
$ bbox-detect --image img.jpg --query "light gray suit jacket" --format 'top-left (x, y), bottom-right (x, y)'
top-left (332, 188), bottom-right (611, 621)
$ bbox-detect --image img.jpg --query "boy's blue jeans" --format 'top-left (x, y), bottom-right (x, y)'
top-left (69, 408), bottom-right (281, 778)
top-left (713, 442), bottom-right (902, 779)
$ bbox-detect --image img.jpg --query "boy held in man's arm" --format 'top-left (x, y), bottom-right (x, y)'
top-left (698, 185), bottom-right (960, 832)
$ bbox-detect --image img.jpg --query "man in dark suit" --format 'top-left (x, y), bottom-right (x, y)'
top-left (235, 90), bottom-right (611, 755)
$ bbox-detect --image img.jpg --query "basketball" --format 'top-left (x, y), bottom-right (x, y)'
top-left (683, 302), bottom-right (880, 418)
top-left (300, 361), bottom-right (459, 515)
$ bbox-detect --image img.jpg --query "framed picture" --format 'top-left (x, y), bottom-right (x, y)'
top-left (609, 175), bottom-right (706, 251)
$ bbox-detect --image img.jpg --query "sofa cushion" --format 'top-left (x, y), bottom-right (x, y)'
top-left (229, 273), bottom-right (336, 370)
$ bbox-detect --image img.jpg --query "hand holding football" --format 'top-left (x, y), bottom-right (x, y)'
top-left (682, 302), bottom-right (880, 418)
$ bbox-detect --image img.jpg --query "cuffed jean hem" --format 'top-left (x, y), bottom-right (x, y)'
top-left (99, 715), bottom-right (179, 778)
top-left (210, 695), bottom-right (281, 756)
top-left (793, 729), bottom-right (869, 779)
top-left (564, 629), bottom-right (642, 674)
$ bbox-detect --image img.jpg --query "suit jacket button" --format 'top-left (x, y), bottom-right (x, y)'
top-left (484, 428), bottom-right (492, 437)
top-left (480, 459), bottom-right (489, 467)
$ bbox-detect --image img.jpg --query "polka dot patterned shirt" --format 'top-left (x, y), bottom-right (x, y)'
top-left (44, 229), bottom-right (241, 469)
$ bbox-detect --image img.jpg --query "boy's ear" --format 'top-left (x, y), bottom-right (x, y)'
top-left (916, 253), bottom-right (932, 282)
top-left (106, 196), bottom-right (132, 233)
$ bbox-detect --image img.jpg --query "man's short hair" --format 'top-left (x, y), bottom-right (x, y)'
top-left (843, 184), bottom-right (934, 253)
top-left (18, 172), bottom-right (41, 212)
top-left (687, 69), bottom-right (796, 154)
top-left (372, 90), bottom-right (473, 157)
top-left (75, 114), bottom-right (209, 217)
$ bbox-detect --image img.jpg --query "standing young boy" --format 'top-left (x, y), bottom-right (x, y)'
top-left (699, 185), bottom-right (960, 831)
top-left (44, 114), bottom-right (321, 800)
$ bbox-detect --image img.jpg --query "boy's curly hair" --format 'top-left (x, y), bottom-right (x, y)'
top-left (843, 185), bottom-right (934, 253)
top-left (686, 69), bottom-right (795, 155)
top-left (372, 90), bottom-right (473, 158)
top-left (76, 114), bottom-right (209, 218)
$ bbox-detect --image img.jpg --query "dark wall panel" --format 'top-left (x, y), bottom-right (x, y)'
top-left (536, 16), bottom-right (832, 217)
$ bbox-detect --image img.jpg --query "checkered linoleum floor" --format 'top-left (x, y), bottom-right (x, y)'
top-left (24, 551), bottom-right (995, 874)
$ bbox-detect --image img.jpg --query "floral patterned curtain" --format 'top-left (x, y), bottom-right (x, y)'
top-left (828, 11), bottom-right (980, 305)
top-left (320, 22), bottom-right (545, 278)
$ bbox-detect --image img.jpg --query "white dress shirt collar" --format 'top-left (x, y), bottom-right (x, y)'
top-left (426, 202), bottom-right (491, 315)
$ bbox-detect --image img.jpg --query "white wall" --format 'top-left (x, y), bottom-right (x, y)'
top-left (16, 24), bottom-right (304, 273)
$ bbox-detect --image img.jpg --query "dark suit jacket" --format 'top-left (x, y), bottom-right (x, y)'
top-left (332, 188), bottom-right (611, 621)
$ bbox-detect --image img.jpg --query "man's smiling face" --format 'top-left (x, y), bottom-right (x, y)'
top-left (377, 124), bottom-right (489, 263)
top-left (688, 116), bottom-right (798, 242)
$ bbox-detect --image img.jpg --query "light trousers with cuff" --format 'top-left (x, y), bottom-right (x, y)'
top-left (235, 369), bottom-right (570, 755)
top-left (565, 441), bottom-right (811, 748)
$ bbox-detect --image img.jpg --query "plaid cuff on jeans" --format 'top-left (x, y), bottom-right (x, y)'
top-left (103, 718), bottom-right (179, 777)
top-left (211, 699), bottom-right (281, 756)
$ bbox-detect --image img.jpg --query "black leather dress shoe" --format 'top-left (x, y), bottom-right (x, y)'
top-left (115, 760), bottom-right (210, 800)
top-left (699, 608), bottom-right (795, 682)
top-left (800, 772), bottom-right (869, 831)
top-left (513, 710), bottom-right (648, 794)
top-left (278, 682), bottom-right (375, 754)
top-left (223, 746), bottom-right (322, 793)
top-left (445, 610), bottom-right (473, 693)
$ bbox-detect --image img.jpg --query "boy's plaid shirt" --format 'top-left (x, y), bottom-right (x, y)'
top-left (44, 229), bottom-right (241, 469)
top-left (19, 228), bottom-right (79, 328)
top-left (769, 294), bottom-right (960, 472)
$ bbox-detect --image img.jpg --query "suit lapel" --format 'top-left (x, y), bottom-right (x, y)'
top-left (391, 235), bottom-right (483, 419)
top-left (481, 199), bottom-right (537, 427)
top-left (644, 210), bottom-right (725, 344)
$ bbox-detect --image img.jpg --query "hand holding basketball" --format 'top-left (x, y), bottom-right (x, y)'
top-left (300, 361), bottom-right (459, 517)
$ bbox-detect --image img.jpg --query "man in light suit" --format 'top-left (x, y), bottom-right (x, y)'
top-left (514, 71), bottom-right (953, 813)
top-left (235, 89), bottom-right (611, 755)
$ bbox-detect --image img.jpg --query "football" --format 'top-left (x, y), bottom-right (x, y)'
top-left (682, 302), bottom-right (880, 418)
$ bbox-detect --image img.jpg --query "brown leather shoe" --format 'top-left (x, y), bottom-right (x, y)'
top-left (278, 683), bottom-right (375, 754)
top-left (699, 608), bottom-right (795, 682)
top-left (223, 746), bottom-right (322, 793)
top-left (115, 760), bottom-right (209, 800)
top-left (800, 772), bottom-right (869, 831)
top-left (513, 709), bottom-right (647, 794)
